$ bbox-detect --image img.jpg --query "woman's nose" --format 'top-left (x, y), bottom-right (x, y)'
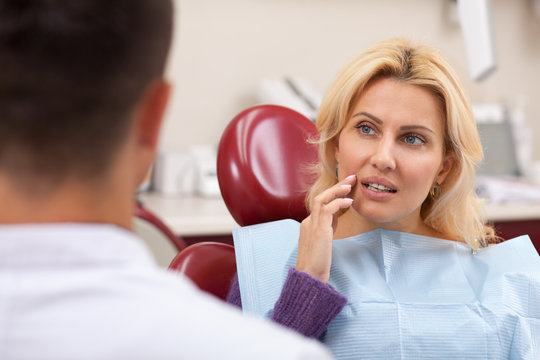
top-left (370, 138), bottom-right (396, 171)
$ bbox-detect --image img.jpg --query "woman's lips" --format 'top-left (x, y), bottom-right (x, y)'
top-left (359, 176), bottom-right (398, 200)
top-left (360, 176), bottom-right (397, 192)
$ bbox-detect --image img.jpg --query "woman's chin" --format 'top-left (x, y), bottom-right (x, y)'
top-left (350, 203), bottom-right (402, 226)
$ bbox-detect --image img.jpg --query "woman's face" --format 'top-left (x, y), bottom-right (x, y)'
top-left (335, 77), bottom-right (452, 229)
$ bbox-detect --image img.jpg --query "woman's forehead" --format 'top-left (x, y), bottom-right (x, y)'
top-left (347, 78), bottom-right (445, 131)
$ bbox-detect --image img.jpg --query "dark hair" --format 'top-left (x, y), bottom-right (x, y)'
top-left (0, 0), bottom-right (173, 187)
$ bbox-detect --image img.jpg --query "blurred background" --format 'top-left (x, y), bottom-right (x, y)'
top-left (162, 1), bottom-right (537, 152)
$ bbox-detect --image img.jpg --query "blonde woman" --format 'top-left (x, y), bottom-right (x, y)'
top-left (228, 38), bottom-right (539, 359)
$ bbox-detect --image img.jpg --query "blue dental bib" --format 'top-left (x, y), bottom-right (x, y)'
top-left (233, 219), bottom-right (540, 359)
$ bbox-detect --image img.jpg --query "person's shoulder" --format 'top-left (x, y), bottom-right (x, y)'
top-left (117, 269), bottom-right (334, 359)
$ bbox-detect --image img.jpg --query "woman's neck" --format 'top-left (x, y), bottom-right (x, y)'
top-left (333, 207), bottom-right (451, 240)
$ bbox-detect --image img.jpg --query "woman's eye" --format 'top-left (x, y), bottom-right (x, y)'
top-left (403, 135), bottom-right (425, 145)
top-left (356, 124), bottom-right (375, 135)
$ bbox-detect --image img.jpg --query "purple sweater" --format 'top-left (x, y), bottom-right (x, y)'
top-left (226, 267), bottom-right (348, 339)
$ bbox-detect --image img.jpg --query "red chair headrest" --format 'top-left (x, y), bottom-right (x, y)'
top-left (217, 105), bottom-right (319, 226)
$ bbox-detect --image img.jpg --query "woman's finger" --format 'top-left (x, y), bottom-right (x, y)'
top-left (311, 175), bottom-right (356, 214)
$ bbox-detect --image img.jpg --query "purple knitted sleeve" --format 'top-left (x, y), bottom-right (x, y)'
top-left (226, 268), bottom-right (347, 338)
top-left (226, 272), bottom-right (242, 308)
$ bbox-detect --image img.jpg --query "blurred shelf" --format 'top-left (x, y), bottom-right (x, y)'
top-left (138, 193), bottom-right (238, 237)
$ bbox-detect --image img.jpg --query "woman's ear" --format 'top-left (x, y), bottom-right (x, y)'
top-left (437, 155), bottom-right (454, 184)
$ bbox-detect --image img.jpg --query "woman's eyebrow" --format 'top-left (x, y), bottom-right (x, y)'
top-left (400, 125), bottom-right (436, 135)
top-left (351, 111), bottom-right (383, 124)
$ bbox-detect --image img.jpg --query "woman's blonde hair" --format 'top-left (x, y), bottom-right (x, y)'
top-left (307, 37), bottom-right (496, 249)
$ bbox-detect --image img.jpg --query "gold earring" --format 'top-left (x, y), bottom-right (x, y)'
top-left (430, 183), bottom-right (441, 200)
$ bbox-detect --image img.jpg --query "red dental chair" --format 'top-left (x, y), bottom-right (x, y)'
top-left (169, 242), bottom-right (237, 300)
top-left (168, 104), bottom-right (319, 299)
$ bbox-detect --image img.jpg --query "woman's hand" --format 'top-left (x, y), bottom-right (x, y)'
top-left (295, 174), bottom-right (356, 283)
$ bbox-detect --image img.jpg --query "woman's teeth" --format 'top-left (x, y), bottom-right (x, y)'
top-left (364, 183), bottom-right (397, 193)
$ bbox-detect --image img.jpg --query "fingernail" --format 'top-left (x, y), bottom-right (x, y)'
top-left (344, 198), bottom-right (353, 203)
top-left (345, 174), bottom-right (356, 180)
top-left (340, 184), bottom-right (352, 189)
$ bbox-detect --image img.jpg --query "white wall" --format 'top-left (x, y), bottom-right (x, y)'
top-left (160, 0), bottom-right (540, 159)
